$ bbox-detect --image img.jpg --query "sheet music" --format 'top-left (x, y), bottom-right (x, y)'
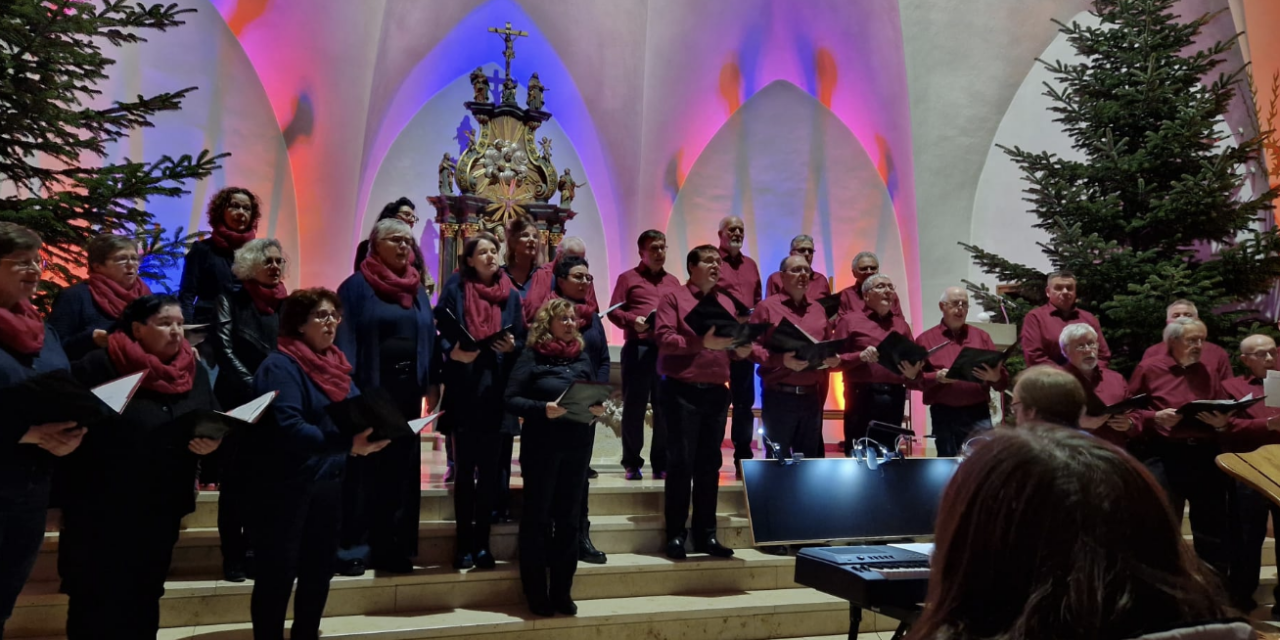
top-left (221, 391), bottom-right (278, 424)
top-left (1266, 371), bottom-right (1280, 408)
top-left (409, 412), bottom-right (444, 434)
top-left (91, 371), bottom-right (147, 414)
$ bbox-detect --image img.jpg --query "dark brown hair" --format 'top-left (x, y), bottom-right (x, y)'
top-left (685, 244), bottom-right (719, 276)
top-left (86, 234), bottom-right (137, 267)
top-left (908, 425), bottom-right (1229, 640)
top-left (205, 187), bottom-right (263, 231)
top-left (1013, 364), bottom-right (1085, 427)
top-left (504, 216), bottom-right (542, 267)
top-left (279, 288), bottom-right (342, 337)
top-left (637, 229), bottom-right (665, 250)
top-left (460, 232), bottom-right (501, 282)
top-left (0, 222), bottom-right (41, 257)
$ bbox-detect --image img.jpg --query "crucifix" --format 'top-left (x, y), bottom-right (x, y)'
top-left (488, 21), bottom-right (528, 79)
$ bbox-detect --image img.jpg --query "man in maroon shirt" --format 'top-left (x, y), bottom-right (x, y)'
top-left (1019, 271), bottom-right (1111, 367)
top-left (916, 287), bottom-right (1006, 456)
top-left (715, 216), bottom-right (763, 465)
top-left (835, 274), bottom-right (924, 453)
top-left (751, 255), bottom-right (841, 461)
top-left (1221, 334), bottom-right (1280, 613)
top-left (1127, 317), bottom-right (1232, 577)
top-left (655, 244), bottom-right (752, 560)
top-left (835, 251), bottom-right (901, 319)
top-left (764, 235), bottom-right (831, 299)
top-left (1140, 300), bottom-right (1232, 379)
top-left (1056, 324), bottom-right (1135, 448)
top-left (607, 230), bottom-right (681, 481)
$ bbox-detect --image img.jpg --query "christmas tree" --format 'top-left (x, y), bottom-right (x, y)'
top-left (963, 0), bottom-right (1280, 375)
top-left (0, 0), bottom-right (225, 311)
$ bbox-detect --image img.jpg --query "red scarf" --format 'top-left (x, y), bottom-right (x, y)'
top-left (361, 254), bottom-right (420, 309)
top-left (277, 336), bottom-right (353, 403)
top-left (554, 290), bottom-right (593, 330)
top-left (464, 272), bottom-right (513, 338)
top-left (534, 338), bottom-right (582, 360)
top-left (106, 331), bottom-right (195, 394)
top-left (243, 279), bottom-right (288, 315)
top-left (209, 224), bottom-right (256, 253)
top-left (87, 273), bottom-right (151, 319)
top-left (0, 300), bottom-right (45, 355)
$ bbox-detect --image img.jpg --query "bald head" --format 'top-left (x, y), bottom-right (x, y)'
top-left (718, 216), bottom-right (745, 255)
top-left (938, 287), bottom-right (969, 330)
top-left (556, 236), bottom-right (586, 260)
top-left (1240, 334), bottom-right (1278, 379)
top-left (779, 254), bottom-right (812, 301)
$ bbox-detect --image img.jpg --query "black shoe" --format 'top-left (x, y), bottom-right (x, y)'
top-left (335, 558), bottom-right (366, 577)
top-left (693, 535), bottom-right (734, 558)
top-left (578, 525), bottom-right (607, 564)
top-left (587, 467), bottom-right (599, 479)
top-left (552, 596), bottom-right (578, 616)
top-left (452, 552), bottom-right (474, 570)
top-left (527, 597), bottom-right (555, 617)
top-left (665, 536), bottom-right (687, 559)
top-left (223, 563), bottom-right (247, 583)
top-left (474, 548), bottom-right (496, 569)
top-left (374, 557), bottom-right (414, 574)
top-left (761, 545), bottom-right (789, 556)
top-left (1271, 604), bottom-right (1280, 622)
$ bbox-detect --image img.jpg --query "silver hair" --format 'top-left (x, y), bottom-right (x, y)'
top-left (851, 251), bottom-right (879, 271)
top-left (1166, 299), bottom-right (1198, 315)
top-left (938, 287), bottom-right (968, 304)
top-left (556, 235), bottom-right (587, 258)
top-left (1163, 317), bottom-right (1206, 343)
top-left (231, 238), bottom-right (286, 280)
top-left (718, 216), bottom-right (744, 232)
top-left (861, 273), bottom-right (892, 295)
top-left (791, 234), bottom-right (814, 249)
top-left (369, 218), bottom-right (414, 245)
top-left (1057, 323), bottom-right (1097, 356)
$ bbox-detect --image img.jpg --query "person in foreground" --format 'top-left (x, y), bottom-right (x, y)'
top-left (505, 298), bottom-right (605, 617)
top-left (62, 294), bottom-right (221, 639)
top-left (249, 288), bottom-right (388, 640)
top-left (908, 425), bottom-right (1241, 640)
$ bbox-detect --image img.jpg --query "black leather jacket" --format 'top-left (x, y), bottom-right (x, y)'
top-left (212, 285), bottom-right (280, 408)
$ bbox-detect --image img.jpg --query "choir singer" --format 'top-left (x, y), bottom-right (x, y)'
top-left (764, 235), bottom-right (830, 299)
top-left (715, 216), bottom-right (761, 467)
top-left (1019, 271), bottom-right (1110, 367)
top-left (1058, 324), bottom-right (1135, 448)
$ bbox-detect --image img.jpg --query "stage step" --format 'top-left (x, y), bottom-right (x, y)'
top-left (14, 586), bottom-right (897, 639)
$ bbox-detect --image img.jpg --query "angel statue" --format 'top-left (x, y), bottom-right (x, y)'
top-left (557, 168), bottom-right (587, 208)
top-left (538, 136), bottom-right (553, 162)
top-left (438, 153), bottom-right (457, 195)
top-left (469, 67), bottom-right (491, 104)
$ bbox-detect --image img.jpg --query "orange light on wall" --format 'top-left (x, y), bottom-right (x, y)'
top-left (831, 371), bottom-right (846, 410)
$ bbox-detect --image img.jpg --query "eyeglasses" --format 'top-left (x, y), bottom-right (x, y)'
top-left (872, 283), bottom-right (896, 292)
top-left (399, 214), bottom-right (420, 224)
top-left (555, 315), bottom-right (576, 325)
top-left (263, 257), bottom-right (286, 267)
top-left (381, 236), bottom-right (414, 247)
top-left (567, 273), bottom-right (594, 283)
top-left (109, 256), bottom-right (141, 266)
top-left (1180, 338), bottom-right (1205, 347)
top-left (1243, 349), bottom-right (1277, 359)
top-left (941, 300), bottom-right (969, 309)
top-left (1072, 342), bottom-right (1099, 352)
top-left (310, 311), bottom-right (342, 324)
top-left (1, 257), bottom-right (46, 272)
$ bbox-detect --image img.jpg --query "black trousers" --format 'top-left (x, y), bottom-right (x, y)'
top-left (760, 388), bottom-right (825, 459)
top-left (64, 507), bottom-right (184, 639)
top-left (218, 433), bottom-right (253, 569)
top-left (1229, 479), bottom-right (1280, 609)
top-left (620, 339), bottom-right (668, 472)
top-left (0, 507), bottom-right (51, 636)
top-left (518, 421), bottom-right (593, 603)
top-left (251, 477), bottom-right (342, 640)
top-left (496, 433), bottom-right (515, 519)
top-left (1141, 439), bottom-right (1230, 577)
top-left (453, 429), bottom-right (503, 553)
top-left (929, 402), bottom-right (993, 458)
top-left (729, 360), bottom-right (757, 461)
top-left (843, 383), bottom-right (906, 452)
top-left (662, 379), bottom-right (730, 538)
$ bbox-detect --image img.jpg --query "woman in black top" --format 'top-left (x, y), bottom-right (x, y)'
top-left (62, 294), bottom-right (221, 639)
top-left (352, 197), bottom-right (435, 295)
top-left (47, 234), bottom-right (150, 361)
top-left (505, 298), bottom-right (605, 617)
top-left (209, 238), bottom-right (287, 581)
top-left (179, 186), bottom-right (261, 325)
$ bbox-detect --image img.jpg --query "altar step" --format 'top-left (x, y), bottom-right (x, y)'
top-left (11, 552), bottom-right (900, 638)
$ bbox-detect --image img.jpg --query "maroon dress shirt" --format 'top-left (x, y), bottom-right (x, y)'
top-left (716, 248), bottom-right (762, 313)
top-left (834, 306), bottom-right (921, 387)
top-left (835, 284), bottom-right (903, 320)
top-left (1221, 375), bottom-right (1280, 453)
top-left (765, 270), bottom-right (831, 300)
top-left (916, 322), bottom-right (1008, 408)
top-left (1128, 347), bottom-right (1230, 440)
top-left (1020, 303), bottom-right (1111, 367)
top-left (606, 264), bottom-right (681, 342)
top-left (1062, 364), bottom-right (1136, 447)
top-left (1142, 340), bottom-right (1232, 381)
top-left (655, 283), bottom-right (735, 385)
top-left (750, 292), bottom-right (833, 388)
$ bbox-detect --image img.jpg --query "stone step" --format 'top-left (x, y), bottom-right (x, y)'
top-left (17, 588), bottom-right (894, 640)
top-left (30, 513), bottom-right (756, 582)
top-left (11, 550), bottom-right (833, 637)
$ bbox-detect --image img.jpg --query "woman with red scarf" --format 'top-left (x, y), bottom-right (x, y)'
top-left (0, 223), bottom-right (84, 639)
top-left (505, 298), bottom-right (605, 616)
top-left (208, 238), bottom-right (288, 581)
top-left (48, 234), bottom-right (150, 361)
top-left (178, 187), bottom-right (261, 326)
top-left (334, 219), bottom-right (438, 575)
top-left (435, 231), bottom-right (524, 570)
top-left (249, 288), bottom-right (387, 640)
top-left (61, 294), bottom-right (222, 638)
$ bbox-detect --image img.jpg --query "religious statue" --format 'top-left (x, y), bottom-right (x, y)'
top-left (438, 153), bottom-right (457, 195)
top-left (538, 136), bottom-right (553, 162)
top-left (464, 128), bottom-right (476, 150)
top-left (527, 72), bottom-right (547, 111)
top-left (488, 21), bottom-right (528, 79)
top-left (501, 76), bottom-right (518, 105)
top-left (469, 67), bottom-right (490, 104)
top-left (557, 168), bottom-right (587, 208)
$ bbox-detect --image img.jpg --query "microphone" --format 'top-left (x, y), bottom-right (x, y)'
top-left (757, 427), bottom-right (784, 463)
top-left (868, 421), bottom-right (914, 437)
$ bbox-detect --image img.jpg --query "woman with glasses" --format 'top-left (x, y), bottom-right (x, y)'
top-left (179, 187), bottom-right (262, 326)
top-left (334, 218), bottom-right (437, 575)
top-left (207, 238), bottom-right (288, 581)
top-left (506, 298), bottom-right (605, 616)
top-left (48, 234), bottom-right (150, 361)
top-left (549, 255), bottom-right (610, 564)
top-left (61, 294), bottom-right (221, 639)
top-left (435, 231), bottom-right (523, 570)
top-left (353, 198), bottom-right (435, 295)
top-left (249, 288), bottom-right (387, 640)
top-left (0, 223), bottom-right (85, 638)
